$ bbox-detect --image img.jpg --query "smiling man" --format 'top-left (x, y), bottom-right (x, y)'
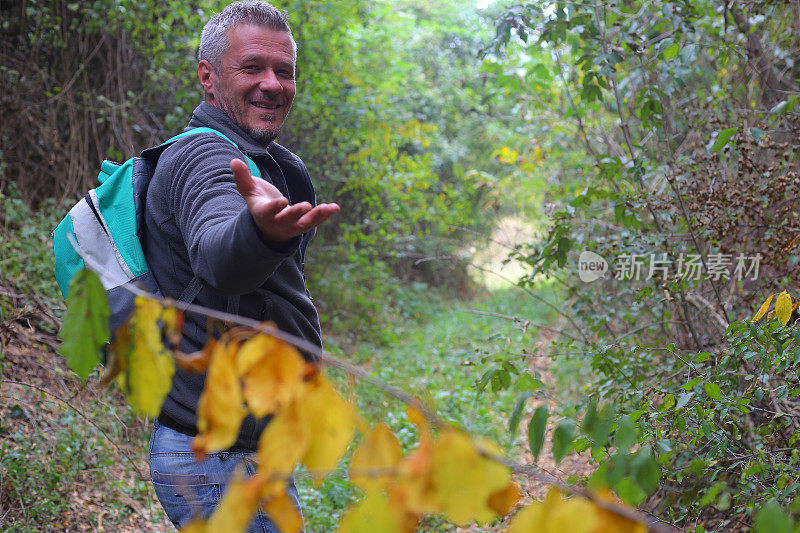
top-left (144, 2), bottom-right (337, 531)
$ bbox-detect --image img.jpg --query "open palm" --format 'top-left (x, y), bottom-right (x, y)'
top-left (230, 158), bottom-right (339, 242)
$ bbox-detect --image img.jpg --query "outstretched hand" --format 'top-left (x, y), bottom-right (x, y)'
top-left (231, 158), bottom-right (339, 243)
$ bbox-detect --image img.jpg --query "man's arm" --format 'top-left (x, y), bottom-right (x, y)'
top-left (163, 136), bottom-right (336, 295)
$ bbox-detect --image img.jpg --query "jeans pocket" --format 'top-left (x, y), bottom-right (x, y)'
top-left (152, 473), bottom-right (221, 527)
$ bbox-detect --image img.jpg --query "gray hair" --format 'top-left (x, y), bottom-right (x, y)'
top-left (198, 1), bottom-right (296, 69)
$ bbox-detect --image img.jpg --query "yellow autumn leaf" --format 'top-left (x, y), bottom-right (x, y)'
top-left (298, 372), bottom-right (357, 476)
top-left (350, 423), bottom-right (403, 491)
top-left (206, 470), bottom-right (264, 533)
top-left (237, 334), bottom-right (306, 417)
top-left (507, 489), bottom-right (598, 533)
top-left (110, 298), bottom-right (175, 417)
top-left (775, 291), bottom-right (793, 325)
top-left (179, 519), bottom-right (207, 533)
top-left (263, 491), bottom-right (303, 533)
top-left (257, 399), bottom-right (310, 495)
top-left (751, 293), bottom-right (775, 322)
top-left (429, 430), bottom-right (511, 526)
top-left (193, 340), bottom-right (247, 458)
top-left (338, 491), bottom-right (402, 533)
top-left (592, 490), bottom-right (648, 533)
top-left (390, 406), bottom-right (436, 516)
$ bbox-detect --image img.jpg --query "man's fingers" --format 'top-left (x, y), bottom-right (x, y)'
top-left (293, 203), bottom-right (340, 231)
top-left (273, 202), bottom-right (313, 224)
top-left (230, 158), bottom-right (254, 196)
top-left (258, 197), bottom-right (290, 220)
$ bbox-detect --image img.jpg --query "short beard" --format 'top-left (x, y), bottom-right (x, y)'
top-left (216, 97), bottom-right (286, 147)
top-left (243, 124), bottom-right (280, 146)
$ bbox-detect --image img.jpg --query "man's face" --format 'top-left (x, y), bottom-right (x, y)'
top-left (200, 25), bottom-right (296, 146)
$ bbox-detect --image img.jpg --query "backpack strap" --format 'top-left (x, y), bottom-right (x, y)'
top-left (157, 127), bottom-right (260, 311)
top-left (163, 127), bottom-right (262, 178)
top-left (178, 275), bottom-right (240, 317)
top-left (178, 276), bottom-right (203, 304)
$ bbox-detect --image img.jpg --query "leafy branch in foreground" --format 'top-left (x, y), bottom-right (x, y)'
top-left (58, 268), bottom-right (655, 532)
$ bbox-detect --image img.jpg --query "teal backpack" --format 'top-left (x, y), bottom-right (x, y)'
top-left (53, 127), bottom-right (261, 334)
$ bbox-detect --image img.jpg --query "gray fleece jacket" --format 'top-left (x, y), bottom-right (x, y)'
top-left (143, 102), bottom-right (322, 450)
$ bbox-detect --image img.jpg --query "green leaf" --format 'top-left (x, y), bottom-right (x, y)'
top-left (508, 392), bottom-right (532, 435)
top-left (750, 127), bottom-right (765, 142)
top-left (552, 418), bottom-right (576, 464)
top-left (704, 382), bottom-right (722, 400)
top-left (583, 401), bottom-right (613, 447)
top-left (662, 42), bottom-right (680, 60)
top-left (528, 405), bottom-right (548, 461)
top-left (615, 415), bottom-right (638, 451)
top-left (630, 445), bottom-right (659, 493)
top-left (754, 502), bottom-right (794, 533)
top-left (681, 377), bottom-right (703, 391)
top-left (659, 393), bottom-right (676, 412)
top-left (771, 100), bottom-right (789, 115)
top-left (57, 269), bottom-right (109, 380)
top-left (676, 391), bottom-right (694, 409)
top-left (614, 477), bottom-right (646, 506)
top-left (694, 352), bottom-right (711, 363)
top-left (710, 127), bottom-right (737, 152)
top-left (700, 481), bottom-right (726, 506)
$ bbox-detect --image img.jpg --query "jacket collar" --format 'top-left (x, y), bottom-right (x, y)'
top-left (187, 102), bottom-right (273, 158)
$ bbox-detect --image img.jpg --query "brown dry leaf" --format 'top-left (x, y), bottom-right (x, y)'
top-left (237, 334), bottom-right (306, 417)
top-left (338, 491), bottom-right (402, 533)
top-left (110, 298), bottom-right (175, 417)
top-left (507, 489), bottom-right (598, 533)
top-left (161, 306), bottom-right (184, 348)
top-left (298, 372), bottom-right (357, 477)
top-left (174, 350), bottom-right (212, 374)
top-left (206, 470), bottom-right (265, 533)
top-left (487, 481), bottom-right (522, 516)
top-left (257, 399), bottom-right (310, 495)
top-left (192, 340), bottom-right (247, 458)
top-left (100, 335), bottom-right (126, 387)
top-left (429, 430), bottom-right (511, 526)
top-left (350, 423), bottom-right (403, 492)
top-left (262, 491), bottom-right (303, 533)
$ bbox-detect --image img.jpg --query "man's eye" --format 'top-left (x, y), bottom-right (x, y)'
top-left (243, 65), bottom-right (259, 72)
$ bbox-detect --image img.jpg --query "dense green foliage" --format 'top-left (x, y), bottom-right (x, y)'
top-left (482, 0), bottom-right (800, 529)
top-left (1, 0), bottom-right (517, 339)
top-left (5, 0), bottom-right (800, 530)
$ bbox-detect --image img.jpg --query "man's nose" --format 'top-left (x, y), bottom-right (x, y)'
top-left (258, 70), bottom-right (282, 94)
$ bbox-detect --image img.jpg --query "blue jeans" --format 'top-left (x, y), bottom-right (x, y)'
top-left (148, 421), bottom-right (303, 532)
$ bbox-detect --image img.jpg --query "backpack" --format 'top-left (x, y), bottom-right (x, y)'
top-left (53, 126), bottom-right (261, 335)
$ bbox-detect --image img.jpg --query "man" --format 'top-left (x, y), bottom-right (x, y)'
top-left (144, 2), bottom-right (337, 530)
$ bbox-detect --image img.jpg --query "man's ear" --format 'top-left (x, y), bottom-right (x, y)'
top-left (198, 60), bottom-right (215, 102)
